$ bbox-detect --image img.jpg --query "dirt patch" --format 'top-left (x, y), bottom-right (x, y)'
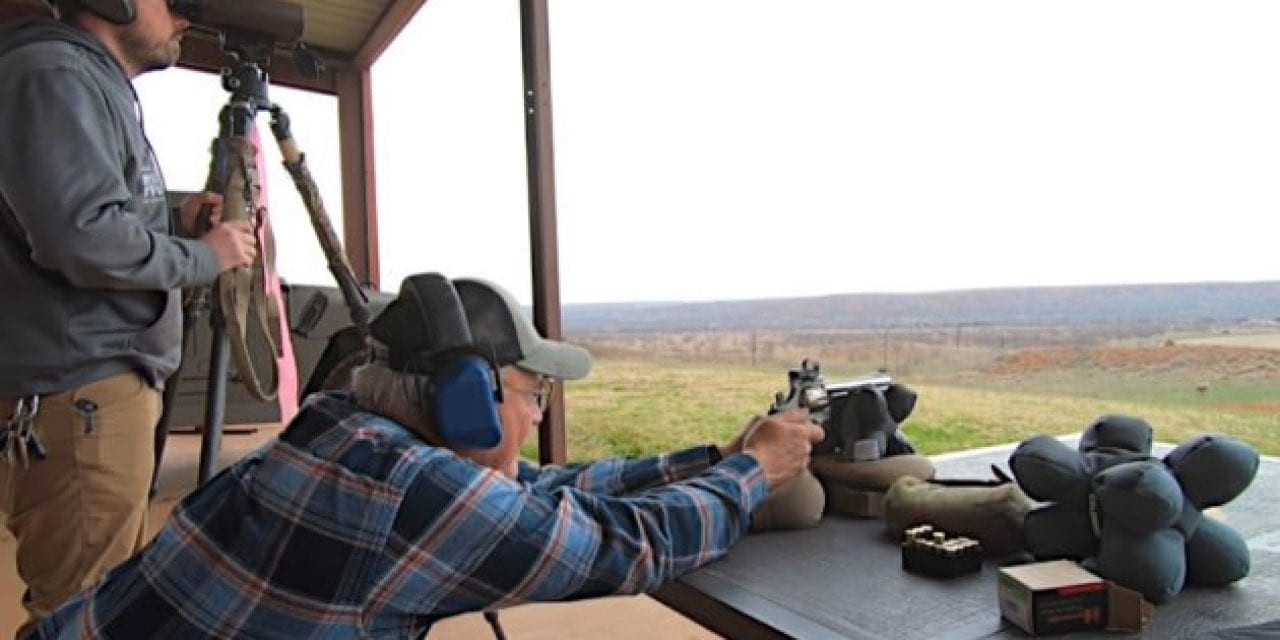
top-left (1211, 402), bottom-right (1280, 415)
top-left (987, 344), bottom-right (1280, 379)
top-left (1179, 332), bottom-right (1280, 350)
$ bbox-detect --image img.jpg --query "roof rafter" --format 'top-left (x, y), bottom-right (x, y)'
top-left (354, 0), bottom-right (424, 68)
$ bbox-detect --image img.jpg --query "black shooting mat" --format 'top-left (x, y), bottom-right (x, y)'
top-left (672, 443), bottom-right (1280, 639)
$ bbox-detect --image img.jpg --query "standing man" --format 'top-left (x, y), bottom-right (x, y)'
top-left (0, 0), bottom-right (257, 634)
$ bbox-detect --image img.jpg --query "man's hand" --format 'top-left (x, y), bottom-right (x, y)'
top-left (201, 219), bottom-right (257, 272)
top-left (741, 409), bottom-right (824, 490)
top-left (178, 191), bottom-right (223, 237)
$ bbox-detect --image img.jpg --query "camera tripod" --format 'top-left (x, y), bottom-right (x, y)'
top-left (153, 32), bottom-right (370, 487)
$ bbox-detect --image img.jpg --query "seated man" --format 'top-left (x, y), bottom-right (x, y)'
top-left (28, 274), bottom-right (822, 639)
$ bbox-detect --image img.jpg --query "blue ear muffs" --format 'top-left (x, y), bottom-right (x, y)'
top-left (430, 354), bottom-right (503, 449)
top-left (370, 273), bottom-right (504, 450)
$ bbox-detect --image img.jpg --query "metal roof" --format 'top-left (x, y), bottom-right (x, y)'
top-left (0, 0), bottom-right (425, 92)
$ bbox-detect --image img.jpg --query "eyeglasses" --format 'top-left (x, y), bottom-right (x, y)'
top-left (506, 377), bottom-right (554, 412)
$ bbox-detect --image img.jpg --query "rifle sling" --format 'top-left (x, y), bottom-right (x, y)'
top-left (217, 136), bottom-right (282, 402)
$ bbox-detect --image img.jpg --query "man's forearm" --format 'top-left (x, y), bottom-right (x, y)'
top-left (420, 454), bottom-right (769, 617)
top-left (521, 445), bottom-right (722, 495)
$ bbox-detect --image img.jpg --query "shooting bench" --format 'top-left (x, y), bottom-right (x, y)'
top-left (654, 443), bottom-right (1280, 639)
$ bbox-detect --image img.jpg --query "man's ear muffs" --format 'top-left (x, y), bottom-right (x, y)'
top-left (428, 350), bottom-right (503, 449)
top-left (373, 273), bottom-right (503, 449)
top-left (49, 0), bottom-right (136, 24)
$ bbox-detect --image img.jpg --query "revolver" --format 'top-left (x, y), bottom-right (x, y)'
top-left (769, 360), bottom-right (910, 460)
top-left (768, 359), bottom-right (832, 418)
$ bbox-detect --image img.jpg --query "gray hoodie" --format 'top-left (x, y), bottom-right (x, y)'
top-left (0, 18), bottom-right (220, 395)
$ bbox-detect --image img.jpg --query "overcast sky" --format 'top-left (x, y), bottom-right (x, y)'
top-left (137, 0), bottom-right (1280, 305)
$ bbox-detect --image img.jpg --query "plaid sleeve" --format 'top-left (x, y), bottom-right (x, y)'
top-left (520, 445), bottom-right (720, 495)
top-left (376, 452), bottom-right (767, 618)
top-left (25, 396), bottom-right (766, 638)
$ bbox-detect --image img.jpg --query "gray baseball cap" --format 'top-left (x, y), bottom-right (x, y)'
top-left (453, 277), bottom-right (593, 380)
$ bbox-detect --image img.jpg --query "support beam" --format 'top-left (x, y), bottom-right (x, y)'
top-left (520, 0), bottom-right (566, 465)
top-left (335, 67), bottom-right (380, 289)
top-left (355, 0), bottom-right (427, 68)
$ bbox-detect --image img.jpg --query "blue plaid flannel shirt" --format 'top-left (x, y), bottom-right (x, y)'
top-left (29, 392), bottom-right (767, 639)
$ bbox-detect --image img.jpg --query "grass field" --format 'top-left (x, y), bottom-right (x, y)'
top-left (537, 338), bottom-right (1280, 462)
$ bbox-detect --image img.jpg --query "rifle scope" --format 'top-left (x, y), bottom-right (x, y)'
top-left (171, 0), bottom-right (305, 46)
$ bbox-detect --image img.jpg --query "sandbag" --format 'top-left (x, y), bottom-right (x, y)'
top-left (751, 469), bottom-right (825, 531)
top-left (883, 476), bottom-right (1032, 557)
top-left (811, 453), bottom-right (936, 491)
top-left (812, 453), bottom-right (937, 518)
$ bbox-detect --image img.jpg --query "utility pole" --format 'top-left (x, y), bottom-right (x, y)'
top-left (882, 330), bottom-right (889, 371)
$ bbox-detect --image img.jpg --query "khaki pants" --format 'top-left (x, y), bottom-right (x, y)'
top-left (0, 372), bottom-right (159, 639)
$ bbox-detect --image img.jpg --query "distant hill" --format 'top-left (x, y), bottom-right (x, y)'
top-left (563, 281), bottom-right (1280, 332)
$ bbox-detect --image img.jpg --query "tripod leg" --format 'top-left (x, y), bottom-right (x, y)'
top-left (152, 372), bottom-right (179, 499)
top-left (199, 306), bottom-right (229, 485)
top-left (152, 303), bottom-right (201, 498)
